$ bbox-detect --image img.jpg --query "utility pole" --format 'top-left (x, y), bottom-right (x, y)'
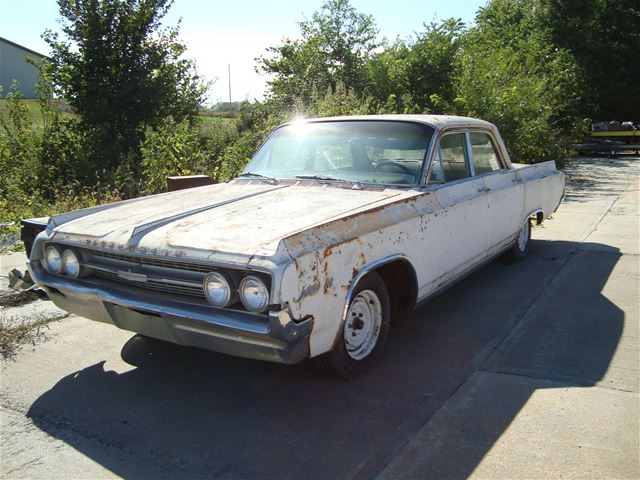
top-left (228, 64), bottom-right (232, 104)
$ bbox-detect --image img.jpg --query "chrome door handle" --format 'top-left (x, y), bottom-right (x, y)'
top-left (477, 187), bottom-right (491, 192)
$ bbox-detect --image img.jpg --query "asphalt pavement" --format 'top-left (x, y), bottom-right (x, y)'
top-left (1, 156), bottom-right (638, 479)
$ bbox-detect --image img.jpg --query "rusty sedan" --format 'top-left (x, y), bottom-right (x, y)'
top-left (28, 115), bottom-right (564, 377)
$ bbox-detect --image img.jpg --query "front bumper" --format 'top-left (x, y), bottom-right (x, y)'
top-left (28, 261), bottom-right (312, 364)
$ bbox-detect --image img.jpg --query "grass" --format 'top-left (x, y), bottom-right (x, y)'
top-left (0, 99), bottom-right (46, 124)
top-left (0, 314), bottom-right (50, 360)
top-left (197, 114), bottom-right (237, 136)
top-left (1, 99), bottom-right (236, 132)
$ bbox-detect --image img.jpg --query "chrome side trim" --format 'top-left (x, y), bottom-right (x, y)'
top-left (340, 254), bottom-right (417, 323)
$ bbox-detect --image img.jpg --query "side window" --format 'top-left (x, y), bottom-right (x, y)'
top-left (429, 133), bottom-right (471, 184)
top-left (470, 132), bottom-right (503, 174)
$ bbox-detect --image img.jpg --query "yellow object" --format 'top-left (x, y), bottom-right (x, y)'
top-left (591, 131), bottom-right (640, 137)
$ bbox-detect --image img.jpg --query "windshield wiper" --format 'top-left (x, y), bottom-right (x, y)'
top-left (295, 174), bottom-right (362, 188)
top-left (237, 172), bottom-right (279, 184)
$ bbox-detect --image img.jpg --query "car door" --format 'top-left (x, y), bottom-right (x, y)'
top-left (468, 131), bottom-right (524, 251)
top-left (415, 131), bottom-right (492, 296)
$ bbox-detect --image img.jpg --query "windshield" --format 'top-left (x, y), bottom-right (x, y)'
top-left (241, 120), bottom-right (434, 185)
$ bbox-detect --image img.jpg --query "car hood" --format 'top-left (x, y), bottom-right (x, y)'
top-left (50, 181), bottom-right (405, 258)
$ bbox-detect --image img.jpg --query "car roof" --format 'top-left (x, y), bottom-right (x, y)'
top-left (282, 114), bottom-right (496, 131)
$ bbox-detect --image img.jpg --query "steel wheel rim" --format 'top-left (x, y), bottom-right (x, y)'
top-left (344, 289), bottom-right (382, 360)
top-left (518, 220), bottom-right (530, 251)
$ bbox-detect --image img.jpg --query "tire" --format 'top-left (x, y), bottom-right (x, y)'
top-left (509, 217), bottom-right (531, 260)
top-left (313, 271), bottom-right (391, 379)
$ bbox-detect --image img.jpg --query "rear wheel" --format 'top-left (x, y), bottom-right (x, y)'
top-left (509, 217), bottom-right (531, 260)
top-left (314, 272), bottom-right (390, 379)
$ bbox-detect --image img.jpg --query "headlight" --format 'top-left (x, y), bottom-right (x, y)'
top-left (204, 272), bottom-right (235, 307)
top-left (239, 275), bottom-right (269, 313)
top-left (62, 249), bottom-right (82, 277)
top-left (45, 246), bottom-right (63, 274)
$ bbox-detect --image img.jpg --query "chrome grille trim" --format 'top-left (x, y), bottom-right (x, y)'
top-left (79, 248), bottom-right (208, 299)
top-left (93, 270), bottom-right (205, 297)
top-left (89, 250), bottom-right (212, 273)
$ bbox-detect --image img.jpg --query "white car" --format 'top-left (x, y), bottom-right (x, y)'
top-left (28, 115), bottom-right (564, 377)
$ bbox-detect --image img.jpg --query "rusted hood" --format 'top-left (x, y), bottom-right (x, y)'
top-left (51, 182), bottom-right (404, 258)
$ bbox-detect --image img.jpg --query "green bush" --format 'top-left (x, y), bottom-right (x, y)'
top-left (0, 82), bottom-right (120, 240)
top-left (0, 82), bottom-right (86, 230)
top-left (453, 3), bottom-right (583, 163)
top-left (141, 118), bottom-right (208, 194)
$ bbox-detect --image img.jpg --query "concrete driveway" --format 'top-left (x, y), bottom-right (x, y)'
top-left (1, 156), bottom-right (638, 479)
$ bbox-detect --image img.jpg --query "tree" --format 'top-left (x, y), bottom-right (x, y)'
top-left (406, 19), bottom-right (466, 113)
top-left (43, 0), bottom-right (207, 178)
top-left (539, 0), bottom-right (640, 120)
top-left (366, 39), bottom-right (414, 112)
top-left (366, 19), bottom-right (466, 114)
top-left (455, 0), bottom-right (583, 162)
top-left (258, 0), bottom-right (378, 106)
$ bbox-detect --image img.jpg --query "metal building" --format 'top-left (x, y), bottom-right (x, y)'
top-left (0, 37), bottom-right (47, 98)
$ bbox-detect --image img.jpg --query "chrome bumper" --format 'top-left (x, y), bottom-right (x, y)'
top-left (28, 261), bottom-right (312, 364)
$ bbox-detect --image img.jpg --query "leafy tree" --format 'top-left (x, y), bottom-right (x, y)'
top-left (455, 0), bottom-right (583, 162)
top-left (258, 0), bottom-right (378, 106)
top-left (366, 19), bottom-right (465, 114)
top-left (140, 117), bottom-right (209, 194)
top-left (43, 0), bottom-right (207, 178)
top-left (539, 0), bottom-right (640, 120)
top-left (310, 82), bottom-right (371, 117)
top-left (366, 40), bottom-right (414, 112)
top-left (405, 19), bottom-right (466, 113)
top-left (0, 78), bottom-right (88, 228)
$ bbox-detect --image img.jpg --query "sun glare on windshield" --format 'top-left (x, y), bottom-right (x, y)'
top-left (241, 121), bottom-right (434, 186)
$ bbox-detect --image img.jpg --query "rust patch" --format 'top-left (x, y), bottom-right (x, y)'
top-left (284, 192), bottom-right (427, 256)
top-left (322, 235), bottom-right (365, 259)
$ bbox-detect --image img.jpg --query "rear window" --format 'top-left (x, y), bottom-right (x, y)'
top-left (470, 132), bottom-right (503, 174)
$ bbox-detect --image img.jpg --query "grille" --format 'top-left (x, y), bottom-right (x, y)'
top-left (93, 269), bottom-right (205, 298)
top-left (89, 250), bottom-right (212, 273)
top-left (79, 248), bottom-right (209, 299)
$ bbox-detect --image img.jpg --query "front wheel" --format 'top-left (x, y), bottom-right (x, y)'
top-left (314, 272), bottom-right (390, 379)
top-left (509, 217), bottom-right (531, 260)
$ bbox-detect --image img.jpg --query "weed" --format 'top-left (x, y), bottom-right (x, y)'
top-left (0, 314), bottom-right (51, 360)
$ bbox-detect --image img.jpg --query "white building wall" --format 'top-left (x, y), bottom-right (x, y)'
top-left (0, 38), bottom-right (45, 98)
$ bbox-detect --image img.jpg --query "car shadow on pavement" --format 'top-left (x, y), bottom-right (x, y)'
top-left (562, 156), bottom-right (637, 204)
top-left (26, 240), bottom-right (627, 479)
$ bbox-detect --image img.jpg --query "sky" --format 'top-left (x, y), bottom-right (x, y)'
top-left (0, 0), bottom-right (487, 103)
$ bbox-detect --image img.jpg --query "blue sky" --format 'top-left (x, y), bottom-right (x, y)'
top-left (1, 0), bottom-right (487, 103)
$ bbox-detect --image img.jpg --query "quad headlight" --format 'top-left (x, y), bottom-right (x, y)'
top-left (239, 275), bottom-right (270, 313)
top-left (44, 246), bottom-right (63, 274)
top-left (204, 272), bottom-right (235, 307)
top-left (44, 245), bottom-right (86, 277)
top-left (62, 249), bottom-right (81, 278)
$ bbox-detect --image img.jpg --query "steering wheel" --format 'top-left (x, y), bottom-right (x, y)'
top-left (374, 160), bottom-right (414, 175)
